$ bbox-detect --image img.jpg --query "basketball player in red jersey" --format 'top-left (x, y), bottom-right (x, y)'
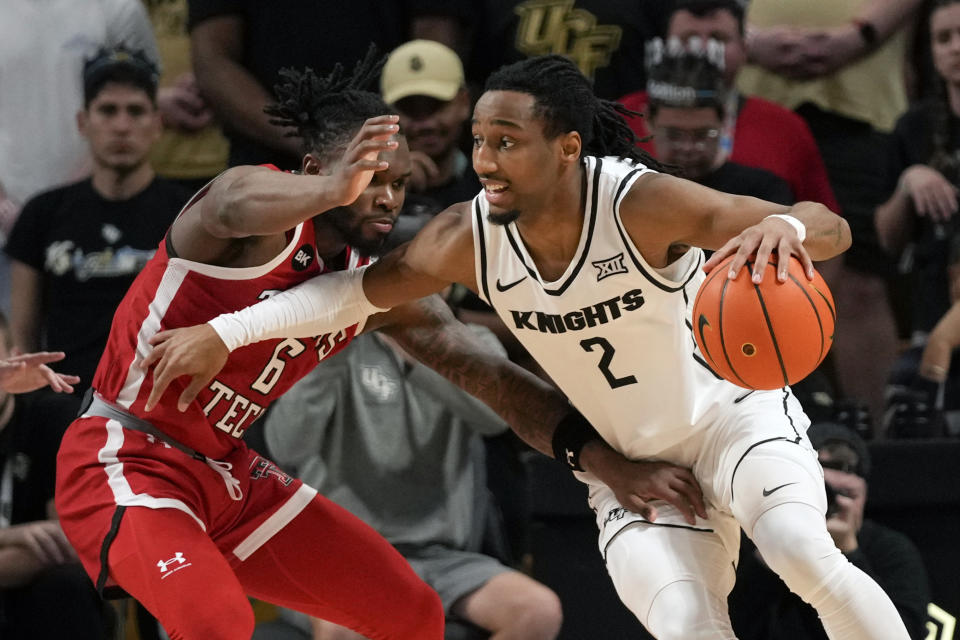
top-left (144, 56), bottom-right (911, 640)
top-left (55, 52), bottom-right (705, 640)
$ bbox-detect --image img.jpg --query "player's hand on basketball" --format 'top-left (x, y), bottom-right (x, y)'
top-left (7, 520), bottom-right (77, 565)
top-left (704, 215), bottom-right (814, 284)
top-left (327, 115), bottom-right (400, 206)
top-left (581, 442), bottom-right (706, 524)
top-left (141, 324), bottom-right (229, 413)
top-left (899, 165), bottom-right (958, 223)
top-left (0, 351), bottom-right (80, 394)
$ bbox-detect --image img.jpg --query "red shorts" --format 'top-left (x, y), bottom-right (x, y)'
top-left (56, 416), bottom-right (443, 640)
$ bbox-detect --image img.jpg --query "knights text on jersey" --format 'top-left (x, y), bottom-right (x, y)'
top-left (92, 217), bottom-right (370, 460)
top-left (471, 156), bottom-right (742, 459)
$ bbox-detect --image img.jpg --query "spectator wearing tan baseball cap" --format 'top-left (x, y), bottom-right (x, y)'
top-left (381, 40), bottom-right (479, 209)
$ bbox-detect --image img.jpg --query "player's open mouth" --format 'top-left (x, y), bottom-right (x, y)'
top-left (482, 181), bottom-right (510, 205)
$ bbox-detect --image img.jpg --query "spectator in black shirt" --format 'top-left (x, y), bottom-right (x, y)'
top-left (5, 46), bottom-right (189, 393)
top-left (188, 0), bottom-right (463, 169)
top-left (0, 311), bottom-right (107, 639)
top-left (876, 0), bottom-right (960, 341)
top-left (380, 39), bottom-right (482, 250)
top-left (645, 40), bottom-right (794, 205)
top-left (729, 422), bottom-right (931, 640)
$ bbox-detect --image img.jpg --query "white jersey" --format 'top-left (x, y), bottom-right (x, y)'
top-left (471, 156), bottom-right (746, 460)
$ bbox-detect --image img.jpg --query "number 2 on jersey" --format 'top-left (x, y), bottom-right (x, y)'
top-left (580, 337), bottom-right (638, 389)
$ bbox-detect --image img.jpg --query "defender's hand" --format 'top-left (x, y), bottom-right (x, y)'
top-left (0, 351), bottom-right (80, 394)
top-left (703, 215), bottom-right (814, 284)
top-left (328, 115), bottom-right (400, 206)
top-left (581, 441), bottom-right (707, 525)
top-left (6, 520), bottom-right (76, 565)
top-left (140, 324), bottom-right (229, 412)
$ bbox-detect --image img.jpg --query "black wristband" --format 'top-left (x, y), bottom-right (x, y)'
top-left (552, 410), bottom-right (602, 471)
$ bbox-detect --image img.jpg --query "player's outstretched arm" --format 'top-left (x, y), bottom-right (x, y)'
top-left (0, 352), bottom-right (80, 394)
top-left (379, 295), bottom-right (707, 525)
top-left (140, 206), bottom-right (472, 412)
top-left (140, 266), bottom-right (389, 412)
top-left (621, 173), bottom-right (851, 284)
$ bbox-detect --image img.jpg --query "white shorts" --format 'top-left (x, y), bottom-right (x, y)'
top-left (586, 387), bottom-right (826, 602)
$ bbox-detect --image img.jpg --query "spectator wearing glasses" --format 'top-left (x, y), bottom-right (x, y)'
top-left (645, 39), bottom-right (793, 205)
top-left (729, 422), bottom-right (931, 640)
top-left (620, 0), bottom-right (838, 212)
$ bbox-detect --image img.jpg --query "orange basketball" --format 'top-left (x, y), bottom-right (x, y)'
top-left (692, 254), bottom-right (835, 390)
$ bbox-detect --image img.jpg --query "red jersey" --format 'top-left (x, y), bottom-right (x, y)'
top-left (618, 91), bottom-right (841, 214)
top-left (92, 184), bottom-right (369, 460)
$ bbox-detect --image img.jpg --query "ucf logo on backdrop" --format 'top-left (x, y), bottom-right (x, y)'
top-left (513, 0), bottom-right (623, 79)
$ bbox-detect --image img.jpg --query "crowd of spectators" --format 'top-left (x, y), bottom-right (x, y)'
top-left (0, 1), bottom-right (955, 638)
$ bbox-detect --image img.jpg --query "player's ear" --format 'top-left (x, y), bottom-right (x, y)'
top-left (559, 131), bottom-right (581, 165)
top-left (302, 153), bottom-right (323, 176)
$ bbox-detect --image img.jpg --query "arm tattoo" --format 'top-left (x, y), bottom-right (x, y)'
top-left (385, 296), bottom-right (567, 456)
top-left (815, 221), bottom-right (845, 247)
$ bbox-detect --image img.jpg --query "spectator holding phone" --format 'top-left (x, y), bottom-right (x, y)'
top-left (729, 422), bottom-right (932, 640)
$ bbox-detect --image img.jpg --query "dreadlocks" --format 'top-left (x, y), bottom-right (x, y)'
top-left (485, 55), bottom-right (671, 173)
top-left (265, 45), bottom-right (392, 162)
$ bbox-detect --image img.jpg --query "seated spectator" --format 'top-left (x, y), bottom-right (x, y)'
top-left (0, 311), bottom-right (108, 639)
top-left (619, 0), bottom-right (838, 212)
top-left (0, 0), bottom-right (160, 315)
top-left (4, 46), bottom-right (190, 393)
top-left (257, 330), bottom-right (563, 640)
top-left (187, 0), bottom-right (462, 169)
top-left (380, 39), bottom-right (480, 251)
top-left (379, 39), bottom-right (544, 378)
top-left (382, 39), bottom-right (479, 209)
top-left (885, 230), bottom-right (960, 438)
top-left (739, 0), bottom-right (925, 436)
top-left (729, 421), bottom-right (931, 640)
top-left (144, 0), bottom-right (229, 193)
top-left (644, 40), bottom-right (794, 205)
top-left (876, 0), bottom-right (960, 346)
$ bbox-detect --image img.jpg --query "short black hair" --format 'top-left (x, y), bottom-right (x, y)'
top-left (669, 0), bottom-right (746, 36)
top-left (484, 55), bottom-right (670, 172)
top-left (807, 422), bottom-right (872, 478)
top-left (646, 39), bottom-right (728, 119)
top-left (265, 45), bottom-right (393, 163)
top-left (83, 45), bottom-right (159, 107)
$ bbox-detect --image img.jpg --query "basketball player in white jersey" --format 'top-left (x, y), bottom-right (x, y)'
top-left (143, 55), bottom-right (910, 639)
